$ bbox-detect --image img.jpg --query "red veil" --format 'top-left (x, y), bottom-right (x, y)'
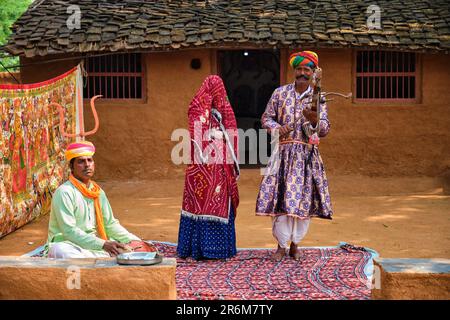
top-left (181, 75), bottom-right (239, 223)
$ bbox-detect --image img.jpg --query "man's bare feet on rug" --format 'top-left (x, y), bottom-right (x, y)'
top-left (272, 245), bottom-right (286, 261)
top-left (289, 242), bottom-right (302, 261)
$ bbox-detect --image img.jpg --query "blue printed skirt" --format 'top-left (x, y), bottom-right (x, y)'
top-left (176, 207), bottom-right (236, 260)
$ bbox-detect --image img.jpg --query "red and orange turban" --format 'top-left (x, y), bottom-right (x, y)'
top-left (65, 141), bottom-right (95, 161)
top-left (289, 51), bottom-right (319, 69)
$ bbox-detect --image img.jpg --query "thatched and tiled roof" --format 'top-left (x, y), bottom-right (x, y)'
top-left (4, 0), bottom-right (450, 57)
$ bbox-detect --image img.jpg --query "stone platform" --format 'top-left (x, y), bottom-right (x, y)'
top-left (372, 258), bottom-right (450, 300)
top-left (0, 256), bottom-right (177, 300)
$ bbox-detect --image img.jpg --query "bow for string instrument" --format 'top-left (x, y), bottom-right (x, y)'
top-left (301, 67), bottom-right (322, 139)
top-left (301, 67), bottom-right (352, 139)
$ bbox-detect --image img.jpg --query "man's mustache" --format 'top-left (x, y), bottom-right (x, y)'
top-left (296, 75), bottom-right (310, 80)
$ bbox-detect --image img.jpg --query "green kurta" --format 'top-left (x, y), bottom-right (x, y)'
top-left (45, 179), bottom-right (140, 256)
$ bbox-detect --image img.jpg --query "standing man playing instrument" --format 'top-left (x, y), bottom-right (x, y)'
top-left (255, 51), bottom-right (333, 261)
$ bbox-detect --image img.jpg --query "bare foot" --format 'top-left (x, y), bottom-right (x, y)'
top-left (292, 250), bottom-right (302, 261)
top-left (272, 246), bottom-right (286, 261)
top-left (289, 242), bottom-right (302, 261)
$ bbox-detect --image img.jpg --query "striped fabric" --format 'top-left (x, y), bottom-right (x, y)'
top-left (65, 141), bottom-right (95, 161)
top-left (289, 51), bottom-right (319, 69)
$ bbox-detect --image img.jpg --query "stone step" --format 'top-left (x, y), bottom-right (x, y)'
top-left (0, 256), bottom-right (177, 300)
top-left (372, 258), bottom-right (450, 300)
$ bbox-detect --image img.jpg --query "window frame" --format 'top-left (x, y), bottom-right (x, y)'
top-left (352, 49), bottom-right (421, 104)
top-left (83, 52), bottom-right (146, 103)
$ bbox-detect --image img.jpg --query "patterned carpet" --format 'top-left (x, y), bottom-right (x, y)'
top-left (154, 242), bottom-right (377, 300)
top-left (25, 242), bottom-right (377, 300)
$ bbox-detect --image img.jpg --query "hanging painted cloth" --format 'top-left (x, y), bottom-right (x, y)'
top-left (0, 66), bottom-right (82, 238)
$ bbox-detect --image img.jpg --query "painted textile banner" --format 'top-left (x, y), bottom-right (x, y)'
top-left (0, 66), bottom-right (82, 238)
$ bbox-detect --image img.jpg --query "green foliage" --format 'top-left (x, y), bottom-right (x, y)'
top-left (0, 0), bottom-right (34, 72)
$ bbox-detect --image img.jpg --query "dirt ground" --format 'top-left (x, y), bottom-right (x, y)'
top-left (0, 170), bottom-right (449, 259)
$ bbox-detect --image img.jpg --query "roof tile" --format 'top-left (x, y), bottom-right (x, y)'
top-left (4, 0), bottom-right (449, 57)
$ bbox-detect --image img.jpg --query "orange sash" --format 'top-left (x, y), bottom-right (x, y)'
top-left (69, 175), bottom-right (108, 240)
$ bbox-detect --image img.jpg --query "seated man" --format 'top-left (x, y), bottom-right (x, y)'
top-left (46, 141), bottom-right (141, 258)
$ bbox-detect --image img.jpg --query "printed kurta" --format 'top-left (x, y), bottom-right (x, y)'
top-left (46, 180), bottom-right (139, 256)
top-left (255, 83), bottom-right (333, 220)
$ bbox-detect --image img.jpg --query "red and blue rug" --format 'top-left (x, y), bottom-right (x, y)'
top-left (153, 242), bottom-right (377, 300)
top-left (25, 242), bottom-right (377, 300)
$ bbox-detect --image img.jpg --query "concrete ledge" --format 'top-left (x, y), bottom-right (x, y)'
top-left (0, 256), bottom-right (177, 300)
top-left (372, 258), bottom-right (450, 300)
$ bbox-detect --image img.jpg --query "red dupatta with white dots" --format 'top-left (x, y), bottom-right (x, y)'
top-left (181, 75), bottom-right (239, 223)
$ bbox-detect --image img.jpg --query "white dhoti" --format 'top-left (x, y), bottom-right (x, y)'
top-left (48, 242), bottom-right (110, 259)
top-left (272, 215), bottom-right (310, 249)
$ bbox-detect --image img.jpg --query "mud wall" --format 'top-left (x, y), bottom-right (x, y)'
top-left (286, 48), bottom-right (450, 177)
top-left (20, 48), bottom-right (450, 179)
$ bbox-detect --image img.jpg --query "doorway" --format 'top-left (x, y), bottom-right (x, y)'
top-left (218, 49), bottom-right (280, 166)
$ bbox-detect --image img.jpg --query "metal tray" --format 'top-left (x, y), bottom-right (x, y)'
top-left (116, 252), bottom-right (163, 266)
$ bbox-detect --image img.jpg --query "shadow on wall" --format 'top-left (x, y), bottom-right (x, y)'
top-left (442, 164), bottom-right (450, 195)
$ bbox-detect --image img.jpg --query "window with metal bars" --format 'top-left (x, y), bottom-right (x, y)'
top-left (355, 51), bottom-right (417, 102)
top-left (83, 53), bottom-right (143, 99)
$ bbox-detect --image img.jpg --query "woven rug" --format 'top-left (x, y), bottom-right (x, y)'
top-left (154, 242), bottom-right (376, 300)
top-left (24, 242), bottom-right (377, 300)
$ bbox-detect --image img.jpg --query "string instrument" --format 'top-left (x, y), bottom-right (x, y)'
top-left (301, 68), bottom-right (352, 140)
